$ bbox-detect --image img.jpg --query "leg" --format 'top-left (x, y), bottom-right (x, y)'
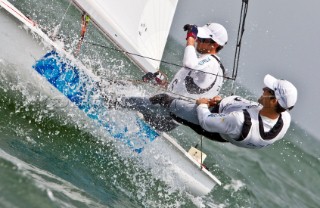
top-left (169, 99), bottom-right (199, 125)
top-left (120, 96), bottom-right (179, 132)
top-left (170, 114), bottom-right (227, 142)
top-left (168, 99), bottom-right (227, 142)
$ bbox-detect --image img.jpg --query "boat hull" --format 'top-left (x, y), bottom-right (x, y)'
top-left (0, 0), bottom-right (220, 196)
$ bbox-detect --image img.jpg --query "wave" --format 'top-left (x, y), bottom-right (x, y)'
top-left (0, 60), bottom-right (216, 207)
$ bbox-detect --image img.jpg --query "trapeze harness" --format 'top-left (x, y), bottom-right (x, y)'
top-left (184, 55), bottom-right (225, 94)
top-left (230, 108), bottom-right (285, 148)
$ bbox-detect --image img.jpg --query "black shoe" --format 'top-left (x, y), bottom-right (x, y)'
top-left (142, 72), bottom-right (156, 82)
top-left (149, 93), bottom-right (174, 107)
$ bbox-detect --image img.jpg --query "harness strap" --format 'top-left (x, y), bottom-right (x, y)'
top-left (170, 113), bottom-right (228, 143)
top-left (184, 55), bottom-right (224, 94)
top-left (211, 55), bottom-right (225, 76)
top-left (236, 109), bottom-right (252, 141)
top-left (236, 109), bottom-right (284, 141)
top-left (258, 114), bottom-right (284, 140)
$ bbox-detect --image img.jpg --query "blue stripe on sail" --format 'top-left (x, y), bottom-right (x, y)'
top-left (33, 50), bottom-right (159, 153)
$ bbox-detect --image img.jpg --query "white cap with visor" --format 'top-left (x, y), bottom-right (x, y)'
top-left (197, 23), bottom-right (228, 46)
top-left (264, 74), bottom-right (298, 110)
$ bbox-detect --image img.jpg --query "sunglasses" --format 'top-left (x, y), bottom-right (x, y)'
top-left (263, 87), bottom-right (276, 97)
top-left (197, 38), bottom-right (215, 44)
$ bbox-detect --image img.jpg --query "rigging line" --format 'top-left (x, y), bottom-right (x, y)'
top-left (230, 0), bottom-right (249, 94)
top-left (200, 135), bottom-right (203, 170)
top-left (86, 41), bottom-right (235, 81)
top-left (232, 0), bottom-right (249, 80)
top-left (52, 1), bottom-right (72, 39)
top-left (59, 1), bottom-right (72, 26)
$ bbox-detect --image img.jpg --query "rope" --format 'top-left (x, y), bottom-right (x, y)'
top-left (86, 41), bottom-right (235, 81)
top-left (59, 1), bottom-right (72, 27)
top-left (51, 1), bottom-right (72, 40)
top-left (74, 13), bottom-right (91, 57)
top-left (200, 135), bottom-right (203, 170)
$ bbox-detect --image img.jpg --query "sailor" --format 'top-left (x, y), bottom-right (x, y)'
top-left (119, 23), bottom-right (228, 130)
top-left (168, 23), bottom-right (228, 99)
top-left (150, 74), bottom-right (298, 149)
top-left (141, 22), bottom-right (228, 98)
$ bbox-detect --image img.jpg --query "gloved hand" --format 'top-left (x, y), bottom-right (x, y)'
top-left (142, 72), bottom-right (155, 82)
top-left (183, 24), bottom-right (198, 40)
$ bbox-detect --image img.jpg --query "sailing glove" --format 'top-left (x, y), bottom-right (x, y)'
top-left (183, 24), bottom-right (198, 40)
top-left (142, 72), bottom-right (156, 82)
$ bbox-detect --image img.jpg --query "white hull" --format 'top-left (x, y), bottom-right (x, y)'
top-left (141, 132), bottom-right (220, 195)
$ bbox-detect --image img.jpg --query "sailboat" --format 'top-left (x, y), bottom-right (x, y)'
top-left (0, 0), bottom-right (223, 196)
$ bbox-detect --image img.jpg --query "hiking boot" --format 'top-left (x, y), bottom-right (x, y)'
top-left (149, 93), bottom-right (174, 108)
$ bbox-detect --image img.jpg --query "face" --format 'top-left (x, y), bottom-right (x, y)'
top-left (258, 87), bottom-right (277, 107)
top-left (196, 38), bottom-right (215, 54)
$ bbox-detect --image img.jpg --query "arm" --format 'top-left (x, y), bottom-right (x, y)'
top-left (196, 96), bottom-right (222, 107)
top-left (183, 24), bottom-right (198, 68)
top-left (196, 102), bottom-right (244, 136)
top-left (186, 36), bottom-right (196, 46)
top-left (183, 45), bottom-right (198, 69)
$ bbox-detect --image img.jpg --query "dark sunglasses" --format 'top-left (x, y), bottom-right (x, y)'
top-left (263, 87), bottom-right (275, 97)
top-left (197, 38), bottom-right (215, 44)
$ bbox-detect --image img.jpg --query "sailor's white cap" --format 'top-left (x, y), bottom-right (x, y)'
top-left (264, 74), bottom-right (298, 109)
top-left (197, 23), bottom-right (228, 46)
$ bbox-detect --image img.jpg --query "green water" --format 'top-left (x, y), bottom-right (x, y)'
top-left (1, 0), bottom-right (320, 207)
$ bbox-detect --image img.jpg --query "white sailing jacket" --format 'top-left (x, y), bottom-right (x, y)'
top-left (197, 96), bottom-right (291, 149)
top-left (168, 45), bottom-right (224, 100)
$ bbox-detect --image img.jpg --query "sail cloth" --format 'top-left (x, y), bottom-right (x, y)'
top-left (71, 0), bottom-right (179, 73)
